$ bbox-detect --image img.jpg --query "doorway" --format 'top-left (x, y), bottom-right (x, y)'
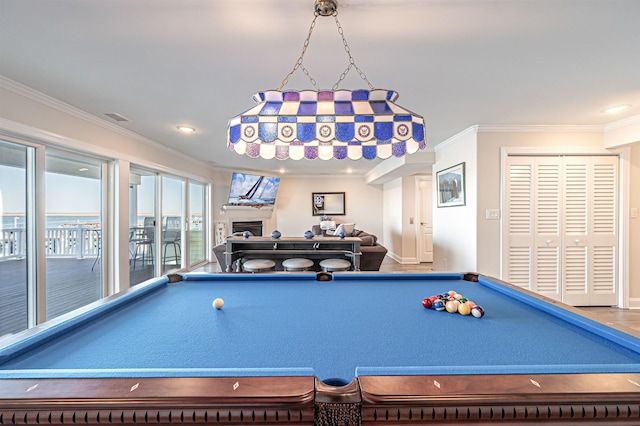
top-left (416, 176), bottom-right (433, 263)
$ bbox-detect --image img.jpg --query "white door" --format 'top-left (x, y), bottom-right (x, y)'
top-left (503, 155), bottom-right (618, 306)
top-left (563, 156), bottom-right (618, 306)
top-left (417, 176), bottom-right (433, 263)
top-left (504, 156), bottom-right (562, 300)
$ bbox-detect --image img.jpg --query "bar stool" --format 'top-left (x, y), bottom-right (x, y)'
top-left (242, 259), bottom-right (276, 272)
top-left (282, 258), bottom-right (314, 272)
top-left (319, 258), bottom-right (351, 272)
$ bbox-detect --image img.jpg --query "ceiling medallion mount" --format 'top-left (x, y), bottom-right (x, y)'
top-left (227, 0), bottom-right (426, 161)
top-left (315, 0), bottom-right (337, 16)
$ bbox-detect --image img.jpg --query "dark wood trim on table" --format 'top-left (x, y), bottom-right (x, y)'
top-left (360, 373), bottom-right (640, 424)
top-left (0, 377), bottom-right (316, 425)
top-left (1, 374), bottom-right (639, 424)
top-left (2, 273), bottom-right (639, 424)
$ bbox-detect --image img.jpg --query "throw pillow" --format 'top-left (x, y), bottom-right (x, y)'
top-left (341, 223), bottom-right (355, 236)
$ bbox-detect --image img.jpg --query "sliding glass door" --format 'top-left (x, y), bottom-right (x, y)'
top-left (1, 138), bottom-right (209, 335)
top-left (161, 176), bottom-right (183, 274)
top-left (0, 140), bottom-right (29, 336)
top-left (45, 153), bottom-right (104, 321)
top-left (129, 169), bottom-right (157, 286)
top-left (189, 181), bottom-right (206, 266)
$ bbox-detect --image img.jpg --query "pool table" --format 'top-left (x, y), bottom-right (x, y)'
top-left (1, 272), bottom-right (639, 425)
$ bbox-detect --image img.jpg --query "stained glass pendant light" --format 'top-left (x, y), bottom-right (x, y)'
top-left (227, 0), bottom-right (426, 161)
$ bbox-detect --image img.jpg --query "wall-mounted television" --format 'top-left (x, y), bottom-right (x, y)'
top-left (227, 172), bottom-right (280, 206)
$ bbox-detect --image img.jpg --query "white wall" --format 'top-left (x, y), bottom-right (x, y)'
top-left (628, 144), bottom-right (640, 303)
top-left (401, 176), bottom-right (418, 263)
top-left (381, 176), bottom-right (421, 264)
top-left (432, 129), bottom-right (478, 272)
top-left (213, 173), bottom-right (385, 243)
top-left (383, 178), bottom-right (403, 260)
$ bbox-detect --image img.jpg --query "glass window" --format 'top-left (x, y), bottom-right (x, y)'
top-left (0, 140), bottom-right (29, 336)
top-left (189, 181), bottom-right (206, 265)
top-left (44, 153), bottom-right (103, 321)
top-left (129, 170), bottom-right (157, 285)
top-left (162, 176), bottom-right (183, 274)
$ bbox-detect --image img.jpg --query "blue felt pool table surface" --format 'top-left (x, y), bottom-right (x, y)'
top-left (1, 272), bottom-right (639, 383)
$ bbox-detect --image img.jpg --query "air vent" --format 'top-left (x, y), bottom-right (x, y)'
top-left (104, 112), bottom-right (131, 122)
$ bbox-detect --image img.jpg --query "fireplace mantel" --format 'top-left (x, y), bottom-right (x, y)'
top-left (221, 205), bottom-right (273, 219)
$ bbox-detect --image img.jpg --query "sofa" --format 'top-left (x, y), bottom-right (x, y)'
top-left (212, 227), bottom-right (388, 272)
top-left (311, 225), bottom-right (387, 271)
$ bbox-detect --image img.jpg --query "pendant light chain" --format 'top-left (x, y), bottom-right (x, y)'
top-left (278, 13), bottom-right (321, 91)
top-left (277, 9), bottom-right (374, 91)
top-left (332, 14), bottom-right (374, 90)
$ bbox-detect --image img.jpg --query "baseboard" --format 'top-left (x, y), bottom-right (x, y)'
top-left (628, 297), bottom-right (640, 310)
top-left (387, 252), bottom-right (419, 265)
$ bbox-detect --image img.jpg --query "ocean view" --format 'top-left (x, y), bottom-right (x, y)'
top-left (2, 214), bottom-right (202, 230)
top-left (2, 215), bottom-right (100, 229)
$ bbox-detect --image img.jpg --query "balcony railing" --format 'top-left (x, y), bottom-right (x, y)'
top-left (0, 226), bottom-right (100, 260)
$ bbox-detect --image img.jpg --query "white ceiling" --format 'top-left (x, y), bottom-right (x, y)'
top-left (1, 0), bottom-right (638, 176)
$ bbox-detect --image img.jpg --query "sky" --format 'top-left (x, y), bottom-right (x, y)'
top-left (1, 165), bottom-right (200, 217)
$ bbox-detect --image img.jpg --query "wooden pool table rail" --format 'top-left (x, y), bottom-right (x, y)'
top-left (1, 373), bottom-right (640, 424)
top-left (2, 272), bottom-right (640, 424)
top-left (0, 376), bottom-right (316, 425)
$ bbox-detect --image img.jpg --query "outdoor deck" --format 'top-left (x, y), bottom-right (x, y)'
top-left (0, 258), bottom-right (155, 338)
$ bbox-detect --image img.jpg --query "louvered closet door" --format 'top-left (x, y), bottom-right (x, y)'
top-left (563, 157), bottom-right (590, 305)
top-left (504, 155), bottom-right (618, 306)
top-left (563, 156), bottom-right (618, 306)
top-left (505, 156), bottom-right (562, 300)
top-left (505, 157), bottom-right (535, 289)
top-left (532, 157), bottom-right (563, 300)
top-left (590, 156), bottom-right (618, 305)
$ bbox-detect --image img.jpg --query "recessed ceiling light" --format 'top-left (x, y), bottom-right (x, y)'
top-left (601, 104), bottom-right (631, 114)
top-left (177, 126), bottom-right (196, 133)
top-left (279, 168), bottom-right (286, 174)
top-left (78, 167), bottom-right (89, 172)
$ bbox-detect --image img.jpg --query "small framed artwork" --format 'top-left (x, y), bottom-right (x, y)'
top-left (312, 192), bottom-right (345, 216)
top-left (436, 162), bottom-right (466, 207)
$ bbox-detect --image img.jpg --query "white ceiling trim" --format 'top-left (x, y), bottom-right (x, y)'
top-left (0, 75), bottom-right (211, 169)
top-left (433, 126), bottom-right (479, 152)
top-left (476, 124), bottom-right (604, 133)
top-left (604, 114), bottom-right (640, 132)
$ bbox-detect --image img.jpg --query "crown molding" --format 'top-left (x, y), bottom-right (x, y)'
top-left (0, 75), bottom-right (210, 169)
top-left (476, 124), bottom-right (604, 133)
top-left (433, 125), bottom-right (479, 152)
top-left (434, 124), bottom-right (610, 152)
top-left (604, 114), bottom-right (640, 132)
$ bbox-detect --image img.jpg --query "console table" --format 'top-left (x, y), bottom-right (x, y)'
top-left (224, 236), bottom-right (361, 272)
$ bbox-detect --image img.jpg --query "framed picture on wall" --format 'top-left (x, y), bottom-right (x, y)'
top-left (436, 162), bottom-right (466, 207)
top-left (312, 192), bottom-right (345, 216)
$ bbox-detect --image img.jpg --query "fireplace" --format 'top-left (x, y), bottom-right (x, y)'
top-left (232, 220), bottom-right (263, 236)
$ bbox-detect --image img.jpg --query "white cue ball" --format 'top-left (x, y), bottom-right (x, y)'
top-left (212, 298), bottom-right (225, 310)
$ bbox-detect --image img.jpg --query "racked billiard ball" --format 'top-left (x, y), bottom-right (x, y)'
top-left (433, 300), bottom-right (445, 311)
top-left (457, 302), bottom-right (471, 316)
top-left (445, 300), bottom-right (459, 313)
top-left (471, 305), bottom-right (485, 318)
